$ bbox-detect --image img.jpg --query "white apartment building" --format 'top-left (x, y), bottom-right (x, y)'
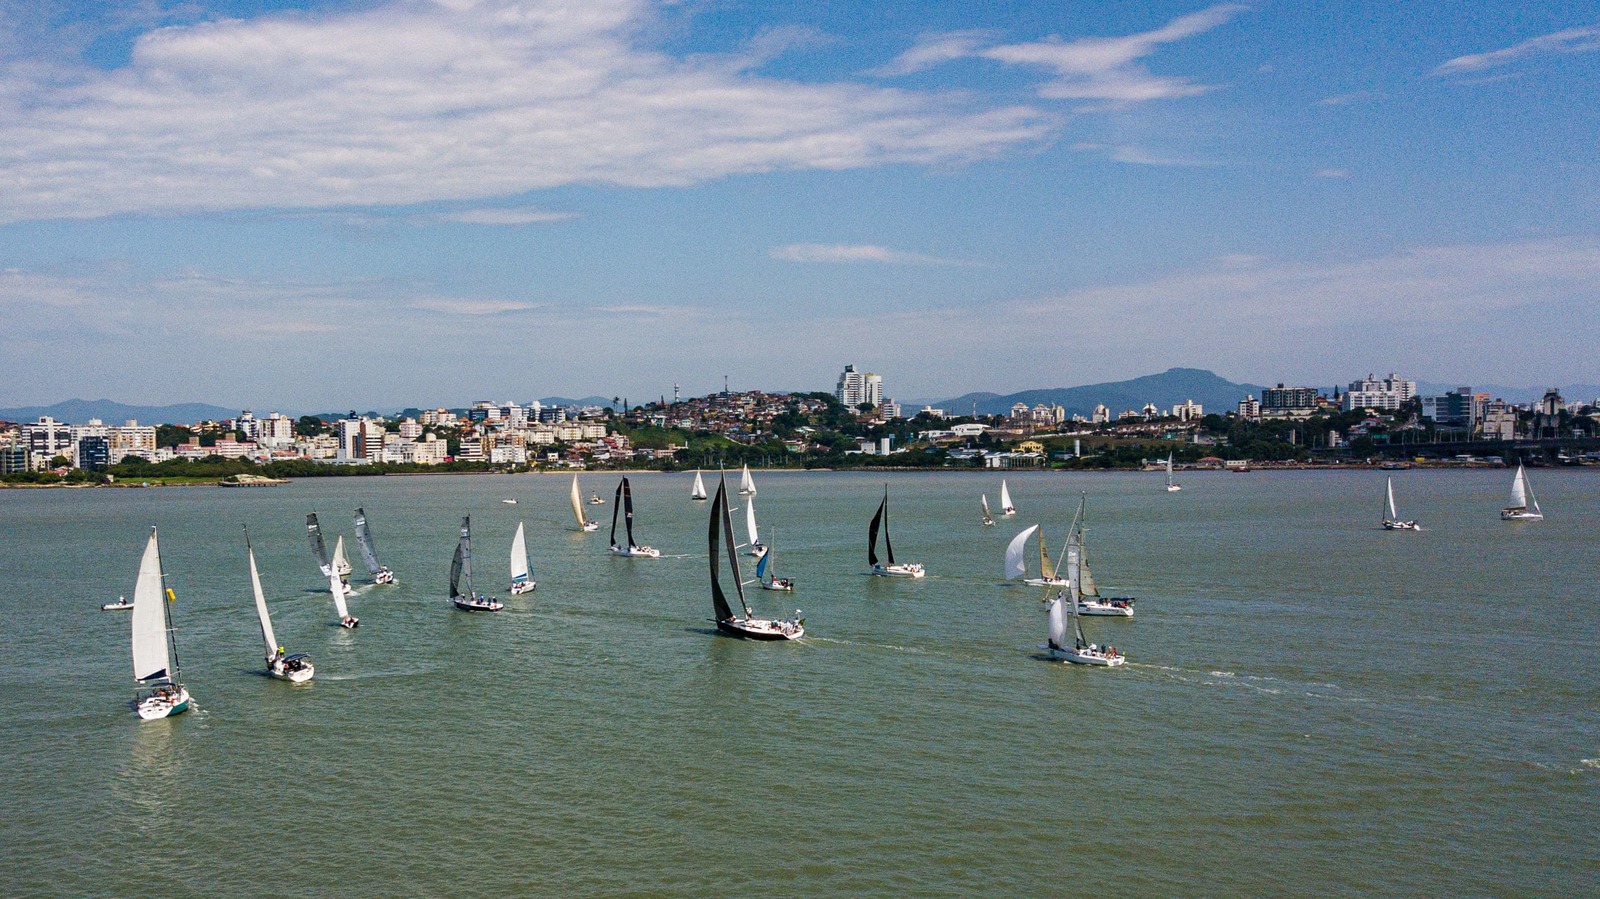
top-left (1171, 399), bottom-right (1204, 421)
top-left (1343, 373), bottom-right (1416, 412)
top-left (835, 364), bottom-right (883, 409)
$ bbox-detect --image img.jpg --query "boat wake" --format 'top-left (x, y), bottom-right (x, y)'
top-left (807, 636), bottom-right (925, 654)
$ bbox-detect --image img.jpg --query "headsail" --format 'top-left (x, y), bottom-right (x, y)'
top-left (1005, 525), bottom-right (1038, 580)
top-left (740, 464), bottom-right (757, 495)
top-left (1509, 464), bottom-right (1528, 509)
top-left (330, 567), bottom-right (351, 619)
top-left (353, 508), bottom-right (383, 576)
top-left (745, 495), bottom-right (760, 547)
top-left (246, 529), bottom-right (277, 658)
top-left (755, 540), bottom-right (772, 580)
top-left (131, 528), bottom-right (172, 682)
top-left (510, 521), bottom-right (530, 585)
top-left (881, 487), bottom-right (896, 564)
top-left (449, 542), bottom-right (465, 601)
top-left (332, 535), bottom-right (352, 576)
top-left (306, 512), bottom-right (333, 576)
top-left (1000, 479), bottom-right (1014, 512)
top-left (570, 475), bottom-right (587, 529)
top-left (691, 470), bottom-right (707, 500)
top-left (1039, 526), bottom-right (1056, 580)
top-left (1046, 592), bottom-right (1068, 650)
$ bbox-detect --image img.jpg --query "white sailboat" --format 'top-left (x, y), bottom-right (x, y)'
top-left (246, 527), bottom-right (313, 682)
top-left (508, 521), bottom-right (536, 595)
top-left (570, 475), bottom-right (600, 532)
top-left (708, 474), bottom-right (803, 639)
top-left (756, 528), bottom-right (795, 591)
top-left (999, 479), bottom-right (1017, 516)
top-left (451, 515), bottom-right (503, 611)
top-left (1165, 454), bottom-right (1182, 492)
top-left (130, 527), bottom-right (192, 718)
top-left (1004, 524), bottom-right (1067, 587)
top-left (1072, 494), bottom-right (1135, 616)
top-left (307, 512), bottom-right (351, 596)
top-left (1043, 533), bottom-right (1125, 666)
top-left (980, 494), bottom-right (996, 527)
top-left (332, 535), bottom-right (353, 578)
top-left (1381, 477), bottom-right (1419, 530)
top-left (330, 563), bottom-right (359, 628)
top-left (868, 486), bottom-right (925, 577)
top-left (1500, 463), bottom-right (1545, 521)
top-left (744, 495), bottom-right (767, 557)
top-left (354, 507), bottom-right (396, 584)
top-left (608, 477), bottom-right (661, 557)
top-left (738, 464), bottom-right (757, 496)
top-left (691, 470), bottom-right (708, 501)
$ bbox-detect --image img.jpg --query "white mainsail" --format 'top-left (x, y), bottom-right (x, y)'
top-left (332, 535), bottom-right (352, 576)
top-left (570, 475), bottom-right (587, 529)
top-left (1046, 591), bottom-right (1069, 649)
top-left (1005, 525), bottom-right (1038, 580)
top-left (1509, 464), bottom-right (1529, 509)
top-left (1000, 480), bottom-right (1015, 512)
top-left (330, 568), bottom-right (351, 619)
top-left (1065, 537), bottom-right (1087, 646)
top-left (131, 528), bottom-right (171, 683)
top-left (249, 542), bottom-right (277, 658)
top-left (691, 470), bottom-right (707, 500)
top-left (739, 464), bottom-right (757, 495)
top-left (510, 522), bottom-right (530, 584)
top-left (1386, 477), bottom-right (1400, 520)
top-left (746, 496), bottom-right (760, 547)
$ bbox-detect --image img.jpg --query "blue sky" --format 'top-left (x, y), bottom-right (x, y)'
top-left (1, 0), bottom-right (1596, 410)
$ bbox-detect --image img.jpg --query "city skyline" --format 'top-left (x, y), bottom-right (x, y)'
top-left (2, 1), bottom-right (1598, 409)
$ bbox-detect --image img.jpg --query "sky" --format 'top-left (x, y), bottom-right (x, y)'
top-left (1, 0), bottom-right (1597, 410)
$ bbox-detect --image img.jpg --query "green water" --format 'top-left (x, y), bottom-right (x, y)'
top-left (2, 470), bottom-right (1596, 895)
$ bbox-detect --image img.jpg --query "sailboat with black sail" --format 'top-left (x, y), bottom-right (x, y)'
top-left (307, 512), bottom-right (351, 596)
top-left (868, 485), bottom-right (924, 577)
top-left (609, 477), bottom-right (661, 557)
top-left (246, 527), bottom-right (313, 682)
top-left (130, 527), bottom-right (192, 718)
top-left (451, 515), bottom-right (503, 611)
top-left (707, 475), bottom-right (802, 639)
top-left (354, 508), bottom-right (396, 583)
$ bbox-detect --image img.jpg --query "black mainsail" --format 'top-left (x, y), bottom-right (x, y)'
top-left (708, 478), bottom-right (736, 622)
top-left (306, 512), bottom-right (332, 575)
top-left (867, 487), bottom-right (895, 566)
top-left (611, 477), bottom-right (639, 550)
top-left (450, 516), bottom-right (473, 601)
top-left (353, 507), bottom-right (383, 576)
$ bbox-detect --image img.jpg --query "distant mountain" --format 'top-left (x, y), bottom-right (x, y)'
top-left (935, 368), bottom-right (1267, 418)
top-left (0, 398), bottom-right (244, 425)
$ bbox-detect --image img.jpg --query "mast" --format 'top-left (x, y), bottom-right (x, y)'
top-left (707, 478), bottom-right (736, 621)
top-left (131, 527), bottom-right (173, 683)
top-left (354, 508), bottom-right (383, 576)
top-left (246, 527), bottom-right (277, 658)
top-left (307, 512), bottom-right (332, 575)
top-left (867, 493), bottom-right (886, 566)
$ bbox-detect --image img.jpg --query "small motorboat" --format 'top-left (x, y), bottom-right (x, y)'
top-left (501, 498), bottom-right (517, 505)
top-left (102, 596), bottom-right (134, 611)
top-left (589, 494), bottom-right (605, 505)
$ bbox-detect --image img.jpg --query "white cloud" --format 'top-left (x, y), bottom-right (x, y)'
top-left (0, 0), bottom-right (1056, 224)
top-left (769, 243), bottom-right (967, 265)
top-left (428, 208), bottom-right (578, 225)
top-left (1315, 168), bottom-right (1350, 179)
top-left (1071, 141), bottom-right (1212, 167)
top-left (1317, 90), bottom-right (1380, 106)
top-left (873, 30), bottom-right (996, 77)
top-left (1433, 24), bottom-right (1600, 76)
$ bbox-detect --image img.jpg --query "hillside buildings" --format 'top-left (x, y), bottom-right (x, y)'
top-left (1343, 373), bottom-right (1416, 412)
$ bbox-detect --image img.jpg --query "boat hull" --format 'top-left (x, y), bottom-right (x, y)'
top-left (716, 618), bottom-right (803, 640)
top-left (1078, 600), bottom-right (1134, 617)
top-left (1025, 577), bottom-right (1069, 587)
top-left (760, 580), bottom-right (795, 592)
top-left (101, 601), bottom-right (134, 611)
top-left (609, 545), bottom-right (661, 558)
top-left (1166, 485), bottom-right (1182, 492)
top-left (268, 656), bottom-right (315, 682)
top-left (135, 686), bottom-right (191, 720)
top-left (509, 581), bottom-right (536, 595)
top-left (1382, 520), bottom-right (1420, 530)
top-left (1500, 509), bottom-right (1544, 521)
top-left (871, 563), bottom-right (925, 578)
top-left (1045, 645), bottom-right (1125, 666)
top-left (453, 596), bottom-right (504, 612)
top-left (373, 569), bottom-right (396, 585)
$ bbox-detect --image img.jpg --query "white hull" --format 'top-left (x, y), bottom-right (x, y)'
top-left (760, 579), bottom-right (795, 592)
top-left (872, 563), bottom-right (925, 578)
top-left (716, 616), bottom-right (803, 640)
top-left (610, 545), bottom-right (661, 558)
top-left (1078, 599), bottom-right (1134, 617)
top-left (1001, 509), bottom-right (1016, 517)
top-left (982, 520), bottom-right (995, 527)
top-left (135, 685), bottom-right (191, 720)
top-left (268, 656), bottom-right (315, 682)
top-left (1025, 576), bottom-right (1069, 588)
top-left (1383, 520), bottom-right (1420, 530)
top-left (501, 499), bottom-right (517, 504)
top-left (373, 568), bottom-right (396, 585)
top-left (1501, 508), bottom-right (1544, 521)
top-left (580, 521), bottom-right (600, 532)
top-left (102, 599), bottom-right (134, 611)
top-left (748, 543), bottom-right (768, 558)
top-left (1166, 485), bottom-right (1182, 492)
top-left (1045, 645), bottom-right (1125, 666)
top-left (509, 581), bottom-right (536, 595)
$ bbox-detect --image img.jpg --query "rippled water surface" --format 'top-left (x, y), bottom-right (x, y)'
top-left (2, 470), bottom-right (1596, 895)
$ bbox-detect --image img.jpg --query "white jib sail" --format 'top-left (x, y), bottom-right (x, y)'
top-left (1000, 480), bottom-right (1014, 510)
top-left (332, 536), bottom-right (352, 575)
top-left (131, 529), bottom-right (171, 682)
top-left (330, 568), bottom-right (350, 619)
top-left (570, 475), bottom-right (586, 527)
top-left (982, 494), bottom-right (992, 516)
top-left (740, 464), bottom-right (756, 495)
top-left (1387, 477), bottom-right (1399, 520)
top-left (1509, 465), bottom-right (1528, 509)
top-left (249, 545), bottom-right (277, 658)
top-left (692, 470), bottom-right (706, 498)
top-left (1046, 594), bottom-right (1068, 649)
top-left (510, 522), bottom-right (529, 583)
top-left (746, 496), bottom-right (760, 546)
top-left (1005, 525), bottom-right (1038, 580)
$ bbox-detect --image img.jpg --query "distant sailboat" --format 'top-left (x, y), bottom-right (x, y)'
top-left (1043, 531), bottom-right (1125, 666)
top-left (130, 527), bottom-right (192, 718)
top-left (609, 477), bottom-right (661, 557)
top-left (1004, 524), bottom-right (1067, 587)
top-left (868, 486), bottom-right (925, 577)
top-left (1500, 463), bottom-right (1545, 521)
top-left (756, 528), bottom-right (794, 592)
top-left (571, 475), bottom-right (600, 532)
top-left (246, 527), bottom-right (313, 682)
top-left (739, 464), bottom-right (757, 496)
top-left (707, 475), bottom-right (803, 639)
top-left (1165, 454), bottom-right (1182, 492)
top-left (981, 494), bottom-right (997, 527)
top-left (508, 521), bottom-right (536, 595)
top-left (1381, 477), bottom-right (1419, 530)
top-left (691, 470), bottom-right (708, 501)
top-left (744, 494), bottom-right (767, 557)
top-left (332, 535), bottom-right (353, 578)
top-left (999, 479), bottom-right (1016, 516)
top-left (354, 508), bottom-right (396, 584)
top-left (451, 515), bottom-right (503, 611)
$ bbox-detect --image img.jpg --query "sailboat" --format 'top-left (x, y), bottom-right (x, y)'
top-left (608, 477), bottom-right (661, 557)
top-left (508, 521), bottom-right (536, 595)
top-left (999, 479), bottom-right (1017, 516)
top-left (246, 527), bottom-right (313, 682)
top-left (868, 486), bottom-right (925, 577)
top-left (980, 494), bottom-right (997, 527)
top-left (129, 527), bottom-right (192, 718)
top-left (744, 494), bottom-right (767, 557)
top-left (1043, 532), bottom-right (1125, 666)
top-left (330, 563), bottom-right (359, 628)
top-left (1072, 494), bottom-right (1135, 616)
top-left (332, 535), bottom-right (353, 578)
top-left (306, 512), bottom-right (351, 596)
top-left (589, 492), bottom-right (605, 505)
top-left (707, 475), bottom-right (803, 639)
top-left (756, 528), bottom-right (794, 591)
top-left (1004, 524), bottom-right (1067, 587)
top-left (691, 470), bottom-right (708, 501)
top-left (1381, 477), bottom-right (1419, 530)
top-left (451, 515), bottom-right (503, 611)
top-left (1500, 463), bottom-right (1545, 521)
top-left (738, 463), bottom-right (757, 496)
top-left (570, 475), bottom-right (600, 532)
top-left (1165, 454), bottom-right (1182, 492)
top-left (353, 508), bottom-right (396, 584)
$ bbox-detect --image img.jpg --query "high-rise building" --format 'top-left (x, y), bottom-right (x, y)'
top-left (1237, 395), bottom-right (1261, 421)
top-left (1261, 385), bottom-right (1319, 416)
top-left (1421, 388), bottom-right (1477, 430)
top-left (1343, 373), bottom-right (1415, 412)
top-left (835, 364), bottom-right (884, 409)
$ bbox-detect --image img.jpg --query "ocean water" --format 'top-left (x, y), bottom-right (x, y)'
top-left (1, 469), bottom-right (1595, 895)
